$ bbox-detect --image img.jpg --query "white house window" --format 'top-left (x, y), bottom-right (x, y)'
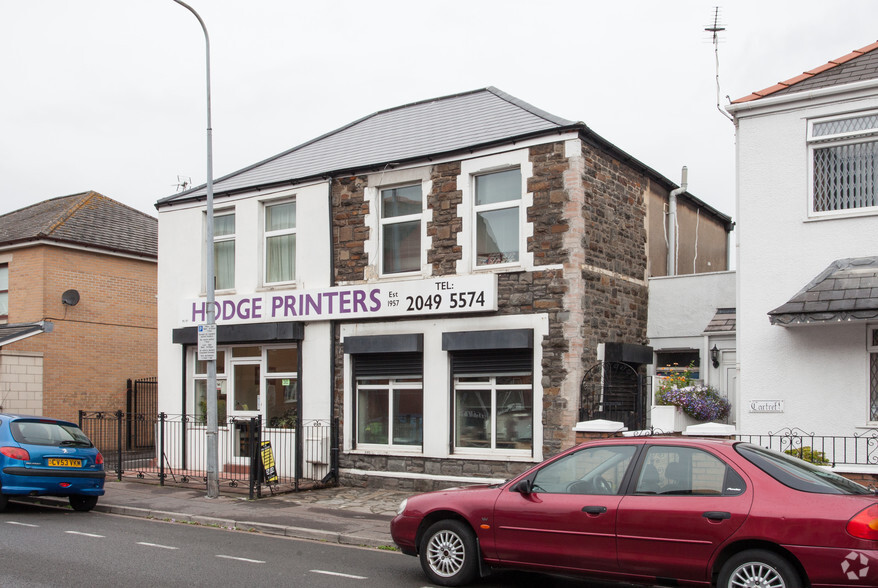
top-left (194, 349), bottom-right (227, 423)
top-left (380, 184), bottom-right (422, 274)
top-left (474, 168), bottom-right (522, 266)
top-left (454, 374), bottom-right (532, 452)
top-left (356, 377), bottom-right (423, 446)
top-left (213, 212), bottom-right (235, 290)
top-left (810, 112), bottom-right (878, 214)
top-left (0, 264), bottom-right (8, 321)
top-left (264, 201), bottom-right (296, 284)
top-left (869, 327), bottom-right (878, 422)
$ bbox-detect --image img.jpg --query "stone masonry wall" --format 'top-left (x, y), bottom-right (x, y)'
top-left (333, 140), bottom-right (650, 489)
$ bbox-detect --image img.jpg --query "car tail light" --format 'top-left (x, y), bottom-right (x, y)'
top-left (1, 446), bottom-right (30, 461)
top-left (95, 452), bottom-right (104, 465)
top-left (847, 504), bottom-right (878, 540)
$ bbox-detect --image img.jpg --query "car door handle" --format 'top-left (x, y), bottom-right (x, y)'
top-left (703, 511), bottom-right (731, 520)
top-left (582, 506), bottom-right (608, 514)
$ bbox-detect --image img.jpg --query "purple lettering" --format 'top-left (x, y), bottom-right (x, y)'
top-left (192, 302), bottom-right (206, 323)
top-left (286, 295), bottom-right (297, 317)
top-left (324, 291), bottom-right (339, 314)
top-left (222, 300), bottom-right (236, 320)
top-left (369, 289), bottom-right (381, 311)
top-left (339, 290), bottom-right (351, 313)
top-left (237, 298), bottom-right (251, 320)
top-left (305, 293), bottom-right (322, 315)
top-left (352, 289), bottom-right (367, 313)
top-left (252, 297), bottom-right (262, 319)
top-left (271, 296), bottom-right (284, 317)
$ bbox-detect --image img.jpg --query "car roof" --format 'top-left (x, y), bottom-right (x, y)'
top-left (0, 413), bottom-right (77, 426)
top-left (579, 436), bottom-right (739, 448)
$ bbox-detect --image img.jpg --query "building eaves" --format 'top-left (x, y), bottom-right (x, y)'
top-left (732, 40), bottom-right (878, 104)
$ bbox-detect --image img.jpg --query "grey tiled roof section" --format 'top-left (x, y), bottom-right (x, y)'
top-left (159, 87), bottom-right (579, 203)
top-left (0, 192), bottom-right (157, 259)
top-left (768, 257), bottom-right (878, 325)
top-left (704, 308), bottom-right (736, 333)
top-left (772, 48), bottom-right (878, 96)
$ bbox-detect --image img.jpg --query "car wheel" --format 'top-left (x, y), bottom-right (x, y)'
top-left (419, 519), bottom-right (479, 587)
top-left (0, 493), bottom-right (8, 512)
top-left (718, 549), bottom-right (802, 588)
top-left (69, 495), bottom-right (98, 512)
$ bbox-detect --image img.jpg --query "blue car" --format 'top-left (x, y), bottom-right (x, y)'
top-left (0, 414), bottom-right (105, 512)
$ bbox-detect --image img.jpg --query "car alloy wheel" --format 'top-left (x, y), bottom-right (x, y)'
top-left (719, 550), bottom-right (801, 588)
top-left (419, 520), bottom-right (478, 586)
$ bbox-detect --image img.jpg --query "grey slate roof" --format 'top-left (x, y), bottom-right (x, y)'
top-left (704, 308), bottom-right (736, 333)
top-left (0, 192), bottom-right (157, 259)
top-left (156, 87), bottom-right (733, 228)
top-left (0, 322), bottom-right (52, 347)
top-left (772, 45), bottom-right (878, 97)
top-left (159, 87), bottom-right (579, 205)
top-left (768, 257), bottom-right (878, 326)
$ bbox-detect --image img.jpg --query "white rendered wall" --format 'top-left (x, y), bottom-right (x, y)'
top-left (734, 88), bottom-right (878, 436)
top-left (157, 182), bottom-right (332, 420)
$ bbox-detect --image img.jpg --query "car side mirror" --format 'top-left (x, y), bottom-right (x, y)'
top-left (512, 479), bottom-right (533, 495)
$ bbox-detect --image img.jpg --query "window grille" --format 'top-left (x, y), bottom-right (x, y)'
top-left (810, 112), bottom-right (878, 214)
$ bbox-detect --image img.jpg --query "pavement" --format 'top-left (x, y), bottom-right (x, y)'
top-left (18, 479), bottom-right (412, 549)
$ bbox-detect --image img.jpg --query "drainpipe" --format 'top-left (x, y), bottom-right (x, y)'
top-left (667, 166), bottom-right (688, 276)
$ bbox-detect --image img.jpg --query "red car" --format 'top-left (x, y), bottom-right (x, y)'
top-left (390, 437), bottom-right (878, 587)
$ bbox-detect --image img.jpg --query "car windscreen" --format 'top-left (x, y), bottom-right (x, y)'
top-left (736, 443), bottom-right (871, 495)
top-left (10, 420), bottom-right (94, 448)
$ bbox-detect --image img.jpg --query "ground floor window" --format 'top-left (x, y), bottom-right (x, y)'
top-left (356, 377), bottom-right (423, 446)
top-left (190, 344), bottom-right (299, 429)
top-left (454, 374), bottom-right (533, 451)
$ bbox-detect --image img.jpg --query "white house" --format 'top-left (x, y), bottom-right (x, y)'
top-left (728, 41), bottom-right (878, 446)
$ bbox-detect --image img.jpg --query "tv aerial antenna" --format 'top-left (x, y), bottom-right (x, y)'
top-left (174, 175), bottom-right (192, 192)
top-left (706, 6), bottom-right (734, 122)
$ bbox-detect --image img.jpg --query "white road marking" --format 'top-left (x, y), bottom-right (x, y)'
top-left (310, 570), bottom-right (368, 580)
top-left (216, 555), bottom-right (265, 564)
top-left (65, 531), bottom-right (104, 538)
top-left (6, 521), bottom-right (39, 527)
top-left (137, 542), bottom-right (179, 550)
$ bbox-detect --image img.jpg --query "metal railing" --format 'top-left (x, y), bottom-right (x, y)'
top-left (736, 427), bottom-right (878, 467)
top-left (79, 411), bottom-right (338, 497)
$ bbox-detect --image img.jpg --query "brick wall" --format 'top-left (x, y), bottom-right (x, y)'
top-left (5, 245), bottom-right (156, 422)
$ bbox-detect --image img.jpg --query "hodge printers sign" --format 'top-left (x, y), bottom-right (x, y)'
top-left (180, 274), bottom-right (498, 326)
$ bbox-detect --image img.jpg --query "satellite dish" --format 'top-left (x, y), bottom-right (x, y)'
top-left (61, 289), bottom-right (80, 306)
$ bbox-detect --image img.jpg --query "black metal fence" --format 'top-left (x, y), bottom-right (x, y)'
top-left (736, 427), bottom-right (878, 467)
top-left (79, 411), bottom-right (338, 497)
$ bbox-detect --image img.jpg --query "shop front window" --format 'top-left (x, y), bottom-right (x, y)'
top-left (356, 377), bottom-right (423, 446)
top-left (454, 374), bottom-right (532, 451)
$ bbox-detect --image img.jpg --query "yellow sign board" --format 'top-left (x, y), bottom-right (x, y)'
top-left (260, 440), bottom-right (278, 483)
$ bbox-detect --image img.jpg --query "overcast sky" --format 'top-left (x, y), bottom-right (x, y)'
top-left (3, 1), bottom-right (877, 222)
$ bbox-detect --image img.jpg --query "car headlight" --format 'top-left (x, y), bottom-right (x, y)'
top-left (396, 498), bottom-right (408, 516)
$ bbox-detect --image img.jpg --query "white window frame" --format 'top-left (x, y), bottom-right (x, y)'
top-left (0, 263), bottom-right (8, 322)
top-left (379, 184), bottom-right (423, 277)
top-left (472, 168), bottom-right (522, 268)
top-left (453, 373), bottom-right (533, 457)
top-left (808, 110), bottom-right (878, 219)
top-left (457, 150), bottom-right (534, 274)
top-left (355, 376), bottom-right (424, 449)
top-left (211, 210), bottom-right (236, 291)
top-left (263, 199), bottom-right (297, 286)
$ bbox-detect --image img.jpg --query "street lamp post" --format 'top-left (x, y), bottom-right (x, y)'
top-left (172, 0), bottom-right (219, 499)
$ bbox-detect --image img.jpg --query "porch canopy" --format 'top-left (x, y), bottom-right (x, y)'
top-left (0, 321), bottom-right (53, 347)
top-left (768, 256), bottom-right (878, 326)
